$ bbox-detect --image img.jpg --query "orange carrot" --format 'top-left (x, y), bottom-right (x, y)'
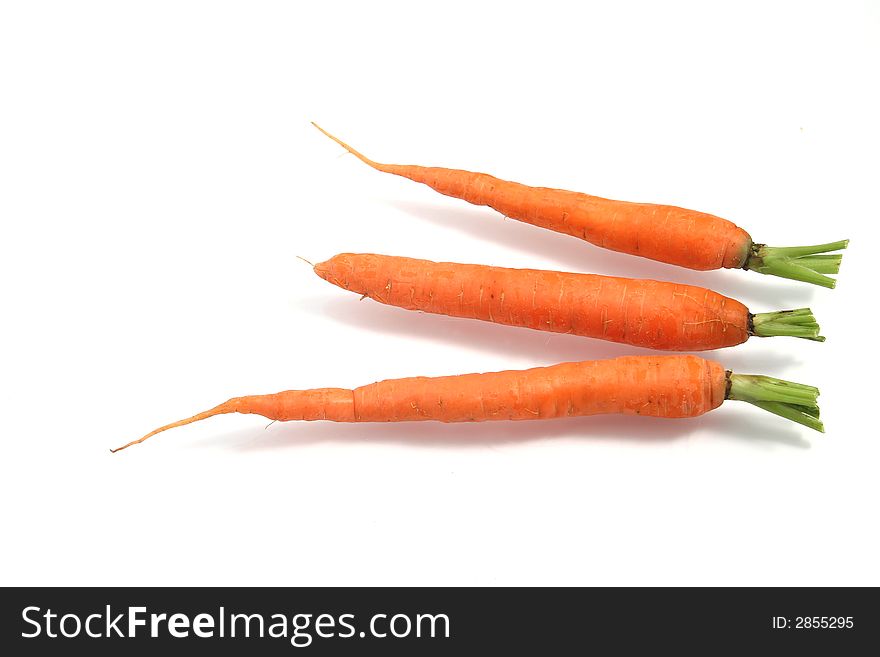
top-left (112, 355), bottom-right (823, 452)
top-left (313, 124), bottom-right (848, 288)
top-left (315, 253), bottom-right (824, 350)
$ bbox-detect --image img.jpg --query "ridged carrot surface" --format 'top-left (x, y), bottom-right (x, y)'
top-left (315, 254), bottom-right (824, 350)
top-left (254, 355), bottom-right (725, 422)
top-left (113, 356), bottom-right (727, 451)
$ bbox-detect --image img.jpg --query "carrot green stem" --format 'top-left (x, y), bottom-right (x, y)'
top-left (751, 308), bottom-right (824, 342)
top-left (786, 255), bottom-right (842, 275)
top-left (745, 240), bottom-right (848, 288)
top-left (727, 373), bottom-right (824, 432)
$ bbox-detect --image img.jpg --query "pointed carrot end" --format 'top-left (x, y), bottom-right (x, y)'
top-left (311, 121), bottom-right (340, 144)
top-left (310, 123), bottom-right (380, 169)
top-left (110, 401), bottom-right (236, 453)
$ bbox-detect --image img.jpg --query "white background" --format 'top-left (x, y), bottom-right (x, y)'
top-left (1, 1), bottom-right (878, 586)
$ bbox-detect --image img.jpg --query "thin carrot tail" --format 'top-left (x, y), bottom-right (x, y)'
top-left (312, 122), bottom-right (391, 173)
top-left (110, 400), bottom-right (239, 453)
top-left (311, 123), bottom-right (506, 210)
top-left (746, 240), bottom-right (849, 288)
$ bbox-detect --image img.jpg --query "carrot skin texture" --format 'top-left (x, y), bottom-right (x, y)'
top-left (116, 357), bottom-right (725, 449)
top-left (315, 253), bottom-right (751, 351)
top-left (242, 388), bottom-right (357, 421)
top-left (207, 356), bottom-right (725, 423)
top-left (350, 356), bottom-right (726, 422)
top-left (390, 166), bottom-right (752, 270)
top-left (312, 125), bottom-right (752, 270)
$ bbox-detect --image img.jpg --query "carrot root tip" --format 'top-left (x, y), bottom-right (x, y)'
top-left (311, 122), bottom-right (379, 169)
top-left (727, 373), bottom-right (824, 432)
top-left (746, 240), bottom-right (848, 288)
top-left (110, 401), bottom-right (236, 453)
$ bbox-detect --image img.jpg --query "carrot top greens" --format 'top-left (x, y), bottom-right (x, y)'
top-left (746, 240), bottom-right (848, 288)
top-left (751, 308), bottom-right (824, 342)
top-left (727, 373), bottom-right (823, 432)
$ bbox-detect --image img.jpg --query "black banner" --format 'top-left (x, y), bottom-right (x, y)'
top-left (1, 587), bottom-right (875, 654)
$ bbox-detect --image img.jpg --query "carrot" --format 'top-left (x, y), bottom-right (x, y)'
top-left (112, 355), bottom-right (822, 452)
top-left (312, 124), bottom-right (848, 288)
top-left (315, 253), bottom-right (824, 350)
